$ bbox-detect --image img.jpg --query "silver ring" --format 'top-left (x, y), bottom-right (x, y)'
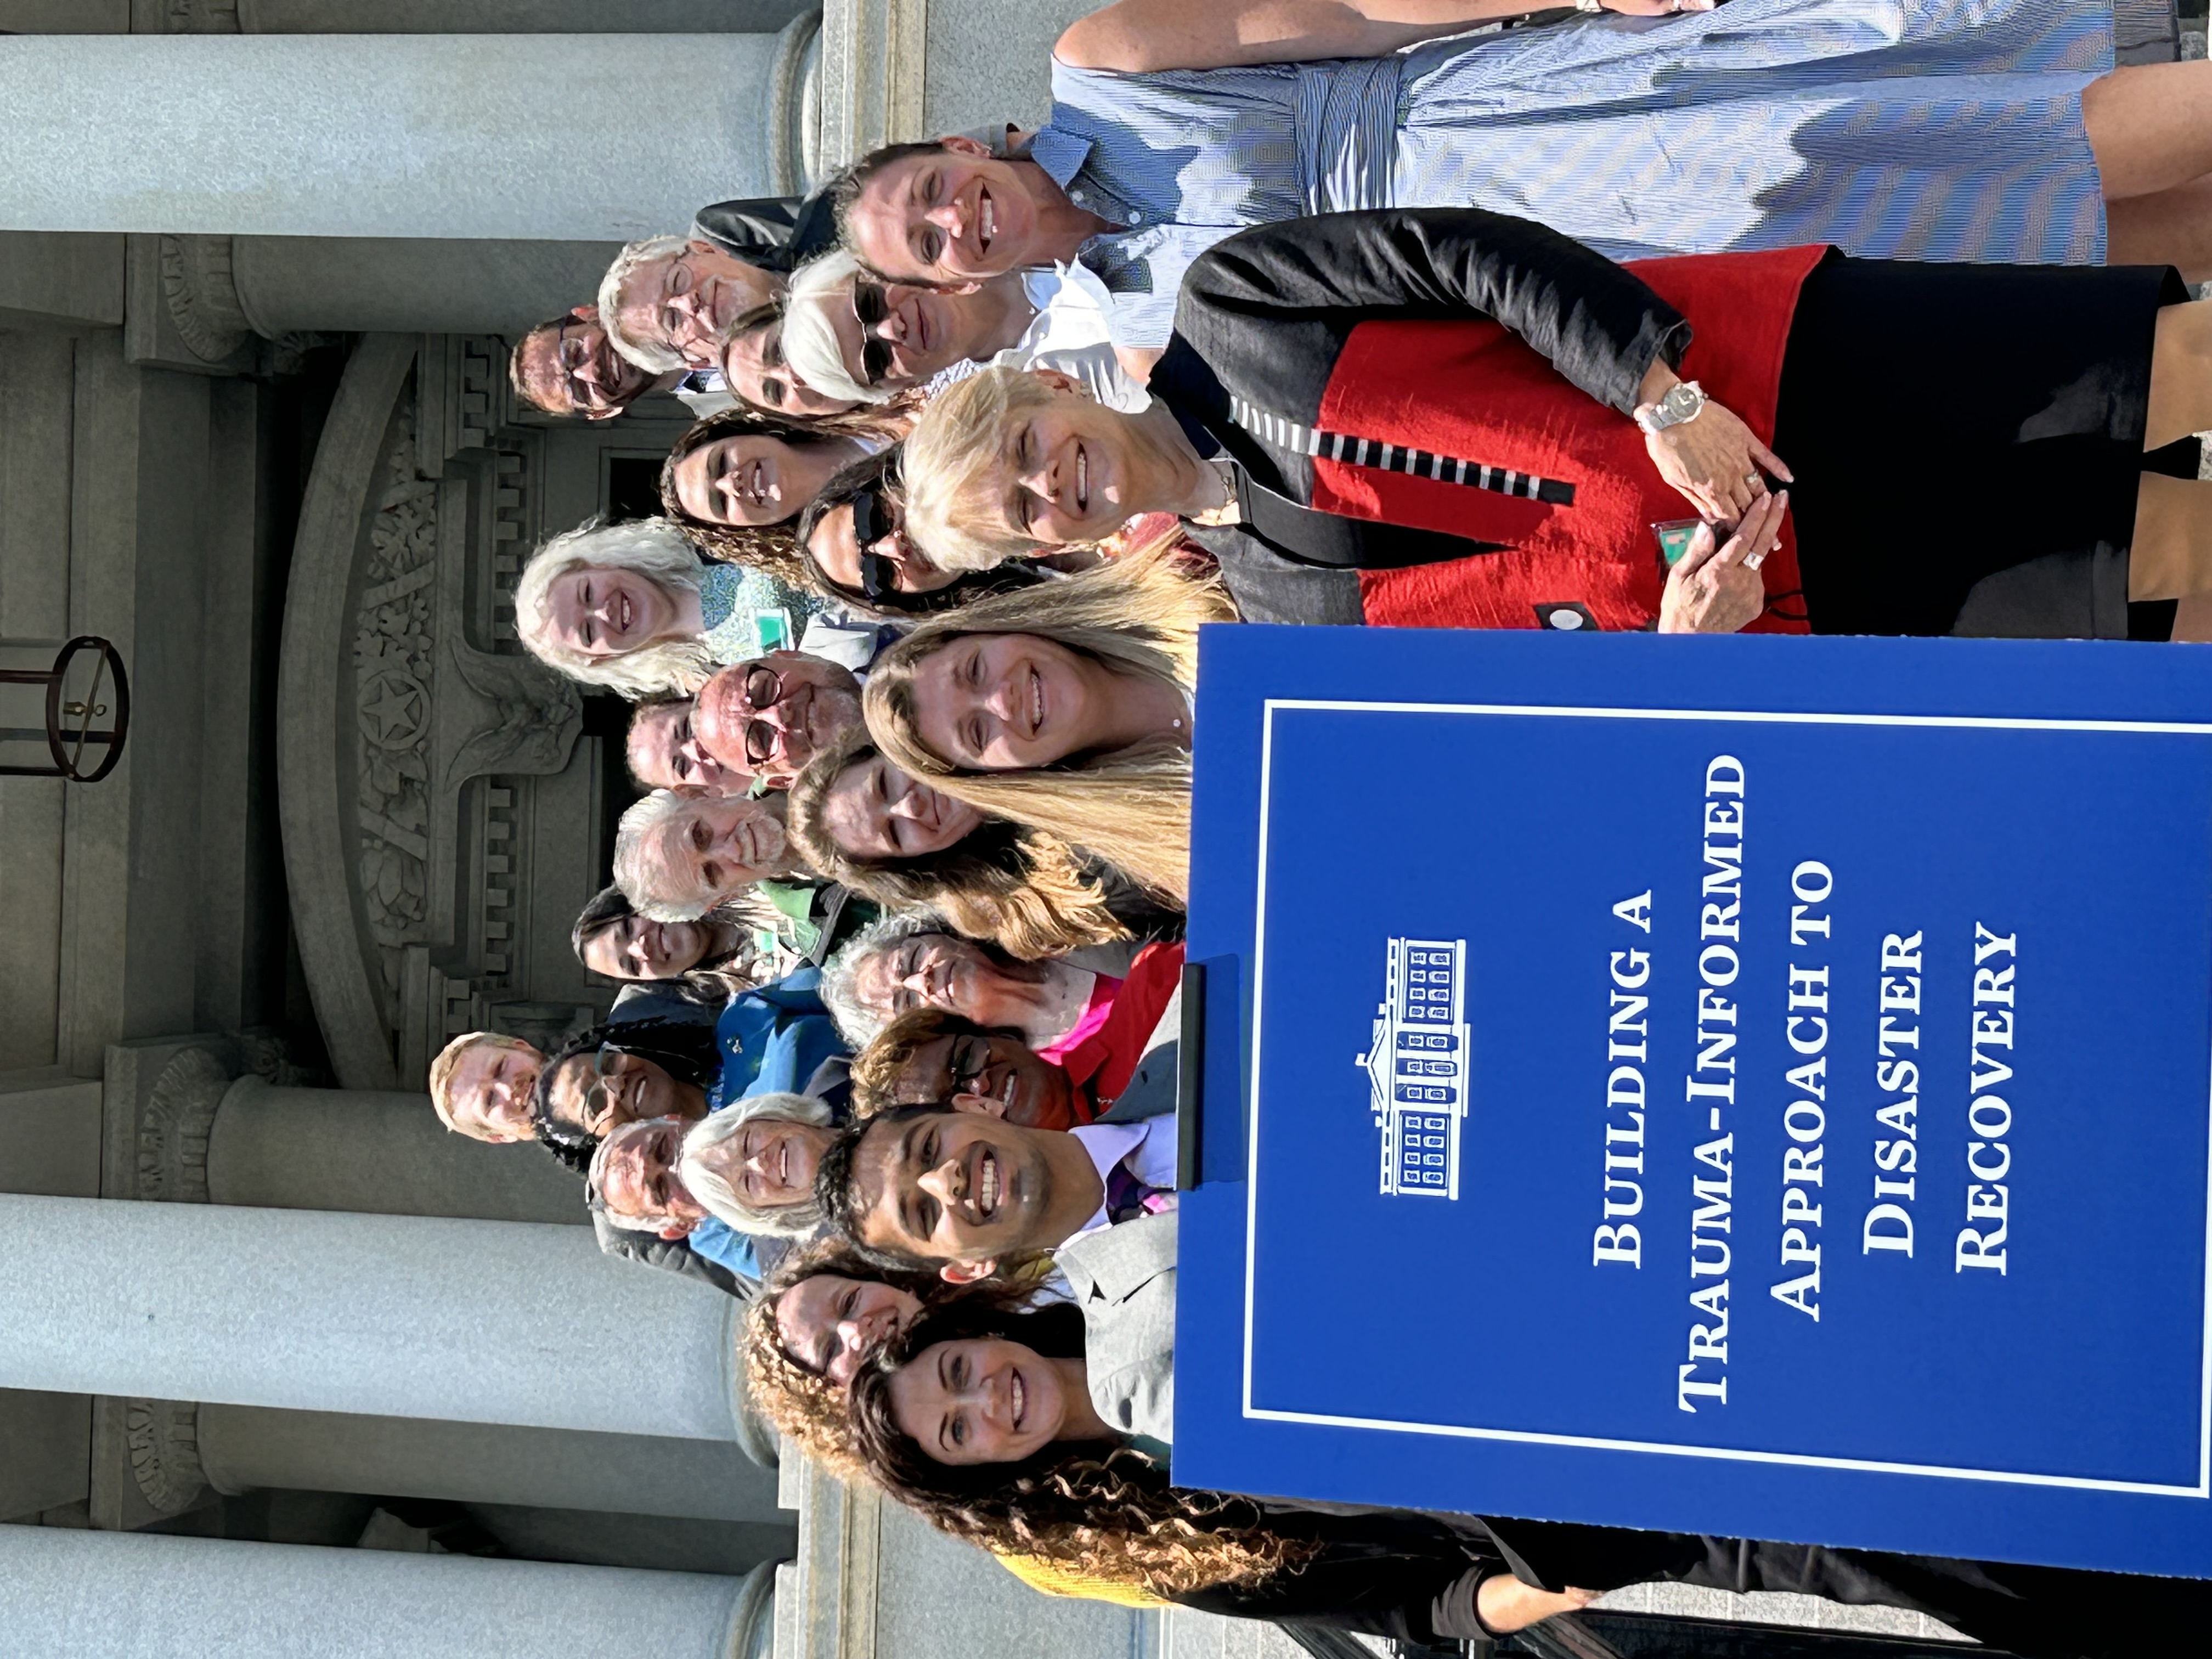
top-left (1743, 472), bottom-right (1761, 487)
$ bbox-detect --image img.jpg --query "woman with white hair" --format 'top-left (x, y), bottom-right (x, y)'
top-left (820, 911), bottom-right (1124, 1053)
top-left (780, 250), bottom-right (1140, 415)
top-left (589, 1092), bottom-right (844, 1287)
top-left (613, 788), bottom-right (803, 923)
top-left (679, 1090), bottom-right (843, 1239)
top-left (513, 516), bottom-right (833, 697)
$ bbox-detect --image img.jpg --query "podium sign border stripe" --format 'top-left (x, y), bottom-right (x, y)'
top-left (1238, 697), bottom-right (2212, 1498)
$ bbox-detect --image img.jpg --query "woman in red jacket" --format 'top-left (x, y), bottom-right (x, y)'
top-left (902, 208), bottom-right (2212, 642)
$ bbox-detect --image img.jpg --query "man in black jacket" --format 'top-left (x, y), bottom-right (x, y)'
top-left (691, 190), bottom-right (837, 274)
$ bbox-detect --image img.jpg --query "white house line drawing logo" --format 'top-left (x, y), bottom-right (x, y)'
top-left (1357, 937), bottom-right (1470, 1199)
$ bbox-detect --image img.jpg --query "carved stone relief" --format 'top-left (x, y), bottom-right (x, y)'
top-left (124, 1400), bottom-right (206, 1516)
top-left (340, 349), bottom-right (592, 1077)
top-left (356, 411), bottom-right (439, 1020)
top-left (133, 1046), bottom-right (233, 1205)
top-left (287, 334), bottom-right (645, 1087)
top-left (156, 235), bottom-right (252, 363)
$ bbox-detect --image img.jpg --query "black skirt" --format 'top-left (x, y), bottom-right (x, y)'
top-left (1772, 255), bottom-right (2193, 639)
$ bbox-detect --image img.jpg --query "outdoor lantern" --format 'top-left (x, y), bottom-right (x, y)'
top-left (0, 635), bottom-right (130, 782)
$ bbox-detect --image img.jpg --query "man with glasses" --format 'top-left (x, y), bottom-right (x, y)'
top-left (626, 695), bottom-right (752, 796)
top-left (851, 1012), bottom-right (1086, 1130)
top-left (598, 235), bottom-right (783, 377)
top-left (509, 305), bottom-right (738, 423)
top-left (691, 650), bottom-right (864, 791)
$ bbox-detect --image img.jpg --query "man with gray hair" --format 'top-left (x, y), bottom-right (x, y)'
top-left (590, 1093), bottom-right (838, 1283)
top-left (600, 235), bottom-right (782, 376)
top-left (613, 788), bottom-right (798, 922)
top-left (509, 305), bottom-right (737, 423)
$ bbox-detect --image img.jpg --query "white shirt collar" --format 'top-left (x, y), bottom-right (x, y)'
top-left (1064, 1116), bottom-right (1178, 1239)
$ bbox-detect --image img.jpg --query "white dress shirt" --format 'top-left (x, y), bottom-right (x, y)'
top-left (1066, 1113), bottom-right (1180, 1240)
top-left (923, 262), bottom-right (1150, 413)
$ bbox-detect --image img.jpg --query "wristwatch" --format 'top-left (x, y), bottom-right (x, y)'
top-left (1633, 380), bottom-right (1707, 435)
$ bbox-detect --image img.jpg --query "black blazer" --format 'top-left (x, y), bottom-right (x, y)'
top-left (690, 191), bottom-right (837, 274)
top-left (1150, 208), bottom-right (1688, 619)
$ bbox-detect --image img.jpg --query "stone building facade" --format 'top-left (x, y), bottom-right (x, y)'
top-left (0, 3), bottom-right (1220, 1655)
top-left (0, 3), bottom-right (2060, 1655)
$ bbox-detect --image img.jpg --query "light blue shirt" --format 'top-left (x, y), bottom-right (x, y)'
top-left (1030, 54), bottom-right (1402, 350)
top-left (686, 1216), bottom-right (761, 1282)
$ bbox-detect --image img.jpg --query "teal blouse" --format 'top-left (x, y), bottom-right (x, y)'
top-left (696, 562), bottom-right (835, 665)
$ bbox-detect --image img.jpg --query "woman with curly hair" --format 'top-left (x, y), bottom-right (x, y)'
top-left (514, 517), bottom-right (837, 697)
top-left (860, 541), bottom-right (1233, 906)
top-left (843, 1286), bottom-right (1581, 1632)
top-left (788, 730), bottom-right (1181, 960)
top-left (657, 403), bottom-right (902, 586)
top-left (740, 1242), bottom-right (1029, 1470)
top-left (853, 1232), bottom-right (2212, 1651)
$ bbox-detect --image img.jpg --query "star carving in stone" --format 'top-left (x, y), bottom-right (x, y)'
top-left (362, 675), bottom-right (425, 746)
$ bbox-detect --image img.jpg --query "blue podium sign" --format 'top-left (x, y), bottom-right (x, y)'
top-left (1177, 625), bottom-right (2212, 1577)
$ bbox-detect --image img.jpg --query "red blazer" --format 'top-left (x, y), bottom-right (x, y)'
top-left (1154, 211), bottom-right (1827, 633)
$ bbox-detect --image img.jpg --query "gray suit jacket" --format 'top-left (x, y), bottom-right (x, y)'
top-left (1057, 1209), bottom-right (1177, 1448)
top-left (1094, 985), bottom-right (1182, 1126)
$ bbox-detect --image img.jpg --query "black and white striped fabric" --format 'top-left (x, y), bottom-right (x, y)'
top-left (1227, 394), bottom-right (1576, 507)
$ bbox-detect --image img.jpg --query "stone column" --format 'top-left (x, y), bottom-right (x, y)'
top-left (203, 1075), bottom-right (584, 1223)
top-left (196, 1407), bottom-right (783, 1524)
top-left (3, 1525), bottom-right (774, 1659)
top-left (120, 1045), bottom-right (583, 1224)
top-left (0, 27), bottom-right (816, 238)
top-left (0, 1194), bottom-right (742, 1441)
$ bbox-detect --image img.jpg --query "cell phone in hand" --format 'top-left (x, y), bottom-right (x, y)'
top-left (1651, 518), bottom-right (1705, 568)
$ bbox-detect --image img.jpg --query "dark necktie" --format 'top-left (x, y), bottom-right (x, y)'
top-left (1103, 1161), bottom-right (1171, 1226)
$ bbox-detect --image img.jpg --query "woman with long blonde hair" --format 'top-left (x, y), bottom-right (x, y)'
top-left (786, 731), bottom-right (1175, 961)
top-left (859, 541), bottom-right (1234, 905)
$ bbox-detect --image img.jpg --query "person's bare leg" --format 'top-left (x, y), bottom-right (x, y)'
top-left (2146, 299), bottom-right (2212, 448)
top-left (2107, 176), bottom-right (2212, 283)
top-left (2126, 474), bottom-right (2212, 601)
top-left (2084, 62), bottom-right (2212, 201)
top-left (2170, 595), bottom-right (2212, 641)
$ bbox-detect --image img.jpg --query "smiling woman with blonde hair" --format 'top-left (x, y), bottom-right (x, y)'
top-left (860, 542), bottom-right (1234, 905)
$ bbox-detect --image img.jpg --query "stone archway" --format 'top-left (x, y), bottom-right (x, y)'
top-left (275, 333), bottom-right (633, 1090)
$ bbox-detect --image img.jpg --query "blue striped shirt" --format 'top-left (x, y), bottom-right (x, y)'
top-left (1034, 0), bottom-right (2112, 349)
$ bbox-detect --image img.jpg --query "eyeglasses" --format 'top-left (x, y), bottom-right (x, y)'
top-left (735, 664), bottom-right (786, 767)
top-left (578, 1046), bottom-right (627, 1135)
top-left (947, 1036), bottom-right (992, 1096)
top-left (556, 323), bottom-right (614, 409)
top-left (851, 279), bottom-right (898, 386)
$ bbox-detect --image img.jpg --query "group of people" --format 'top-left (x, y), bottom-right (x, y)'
top-left (433, 0), bottom-right (2212, 1647)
